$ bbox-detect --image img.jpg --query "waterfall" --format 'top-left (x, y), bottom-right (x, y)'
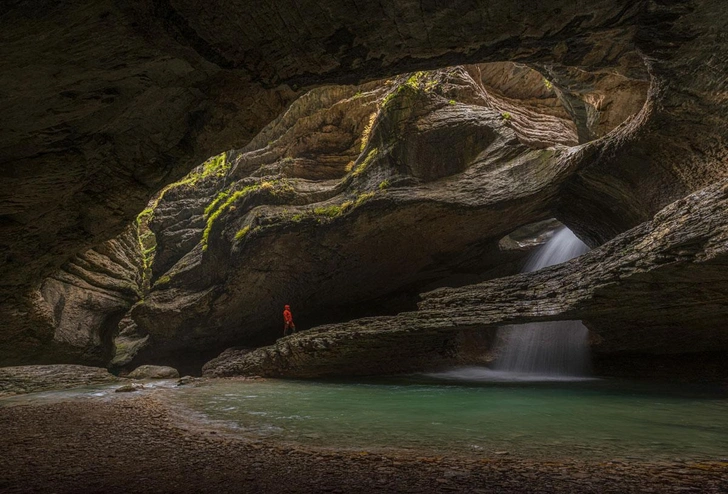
top-left (493, 227), bottom-right (591, 377)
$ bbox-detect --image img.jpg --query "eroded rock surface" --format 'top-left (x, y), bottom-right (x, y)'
top-left (0, 226), bottom-right (142, 366)
top-left (0, 365), bottom-right (121, 397)
top-left (206, 180), bottom-right (728, 377)
top-left (2, 1), bottom-right (728, 371)
top-left (124, 66), bottom-right (586, 368)
top-left (203, 328), bottom-right (494, 378)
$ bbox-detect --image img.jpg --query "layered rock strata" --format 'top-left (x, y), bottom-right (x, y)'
top-left (0, 226), bottom-right (142, 365)
top-left (204, 179), bottom-right (728, 377)
top-left (3, 1), bottom-right (728, 368)
top-left (122, 66), bottom-right (589, 368)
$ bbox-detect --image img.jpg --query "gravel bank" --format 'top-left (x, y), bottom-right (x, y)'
top-left (0, 395), bottom-right (726, 493)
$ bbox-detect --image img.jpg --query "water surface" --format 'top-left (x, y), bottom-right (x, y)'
top-left (2, 373), bottom-right (726, 461)
top-left (173, 372), bottom-right (728, 459)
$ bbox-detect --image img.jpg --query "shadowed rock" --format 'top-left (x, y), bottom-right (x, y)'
top-left (3, 1), bottom-right (728, 369)
top-left (125, 67), bottom-right (584, 368)
top-left (0, 226), bottom-right (142, 366)
top-left (204, 179), bottom-right (728, 377)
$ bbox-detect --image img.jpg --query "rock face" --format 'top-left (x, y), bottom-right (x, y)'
top-left (122, 65), bottom-right (593, 369)
top-left (0, 226), bottom-right (142, 366)
top-left (419, 179), bottom-right (728, 356)
top-left (2, 1), bottom-right (728, 371)
top-left (0, 365), bottom-right (121, 397)
top-left (205, 179), bottom-right (728, 378)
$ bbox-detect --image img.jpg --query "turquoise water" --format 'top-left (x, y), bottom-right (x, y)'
top-left (2, 371), bottom-right (726, 460)
top-left (172, 370), bottom-right (728, 459)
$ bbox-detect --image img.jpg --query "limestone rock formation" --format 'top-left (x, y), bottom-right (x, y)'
top-left (0, 226), bottom-right (142, 366)
top-left (0, 365), bottom-right (121, 397)
top-left (123, 65), bottom-right (590, 369)
top-left (203, 328), bottom-right (494, 379)
top-left (204, 179), bottom-right (728, 377)
top-left (2, 1), bottom-right (728, 372)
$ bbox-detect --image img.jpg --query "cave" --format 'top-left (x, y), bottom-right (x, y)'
top-left (1, 1), bottom-right (728, 493)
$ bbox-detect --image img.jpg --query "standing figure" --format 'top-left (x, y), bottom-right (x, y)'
top-left (283, 304), bottom-right (296, 336)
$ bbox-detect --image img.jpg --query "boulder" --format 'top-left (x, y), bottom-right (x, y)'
top-left (126, 365), bottom-right (179, 380)
top-left (115, 383), bottom-right (145, 393)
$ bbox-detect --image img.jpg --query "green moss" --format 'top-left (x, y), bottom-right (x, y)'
top-left (355, 191), bottom-right (376, 207)
top-left (204, 189), bottom-right (231, 217)
top-left (200, 152), bottom-right (229, 178)
top-left (154, 275), bottom-right (171, 288)
top-left (501, 112), bottom-right (512, 121)
top-left (235, 226), bottom-right (251, 241)
top-left (381, 91), bottom-right (396, 108)
top-left (202, 184), bottom-right (260, 251)
top-left (352, 147), bottom-right (379, 177)
top-left (360, 112), bottom-right (377, 152)
top-left (291, 212), bottom-right (307, 222)
top-left (148, 152), bottom-right (231, 214)
top-left (313, 205), bottom-right (341, 217)
top-left (313, 201), bottom-right (354, 218)
top-left (274, 179), bottom-right (295, 196)
top-left (378, 179), bottom-right (390, 190)
top-left (448, 99), bottom-right (456, 105)
top-left (136, 208), bottom-right (154, 225)
top-left (543, 78), bottom-right (553, 91)
top-left (405, 71), bottom-right (427, 89)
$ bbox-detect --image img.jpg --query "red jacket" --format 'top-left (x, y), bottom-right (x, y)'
top-left (283, 309), bottom-right (293, 323)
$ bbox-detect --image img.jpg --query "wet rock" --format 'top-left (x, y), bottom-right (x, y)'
top-left (175, 376), bottom-right (196, 386)
top-left (0, 365), bottom-right (121, 397)
top-left (127, 365), bottom-right (179, 380)
top-left (115, 383), bottom-right (144, 393)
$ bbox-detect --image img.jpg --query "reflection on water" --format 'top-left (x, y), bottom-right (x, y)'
top-left (424, 366), bottom-right (598, 383)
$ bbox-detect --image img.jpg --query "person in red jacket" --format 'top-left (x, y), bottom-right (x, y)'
top-left (283, 304), bottom-right (296, 336)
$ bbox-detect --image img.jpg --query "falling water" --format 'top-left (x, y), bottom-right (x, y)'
top-left (494, 227), bottom-right (591, 376)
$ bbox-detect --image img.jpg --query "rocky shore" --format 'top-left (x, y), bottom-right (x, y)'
top-left (0, 390), bottom-right (726, 494)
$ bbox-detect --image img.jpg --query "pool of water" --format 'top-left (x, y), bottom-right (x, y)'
top-left (2, 369), bottom-right (726, 460)
top-left (170, 369), bottom-right (728, 459)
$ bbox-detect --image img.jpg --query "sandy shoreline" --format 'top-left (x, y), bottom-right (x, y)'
top-left (0, 391), bottom-right (726, 493)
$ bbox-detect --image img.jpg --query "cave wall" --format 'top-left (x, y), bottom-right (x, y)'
top-left (122, 66), bottom-right (581, 369)
top-left (2, 0), bottom-right (728, 366)
top-left (209, 178), bottom-right (728, 378)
